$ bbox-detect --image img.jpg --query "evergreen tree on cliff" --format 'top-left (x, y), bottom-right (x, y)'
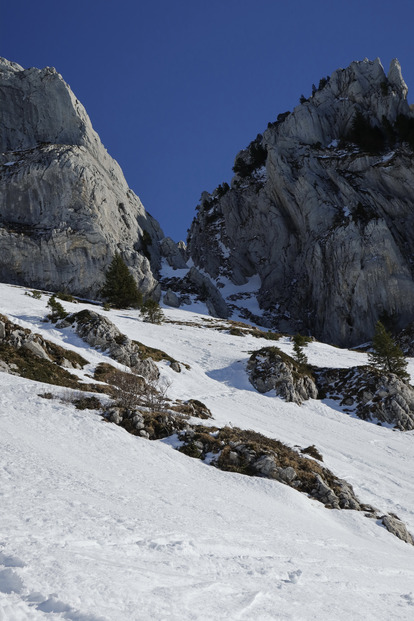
top-left (368, 320), bottom-right (409, 381)
top-left (101, 253), bottom-right (142, 308)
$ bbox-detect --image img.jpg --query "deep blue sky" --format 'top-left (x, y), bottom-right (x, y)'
top-left (2, 0), bottom-right (414, 241)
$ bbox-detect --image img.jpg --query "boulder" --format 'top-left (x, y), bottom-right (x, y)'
top-left (247, 347), bottom-right (318, 405)
top-left (163, 289), bottom-right (181, 308)
top-left (382, 515), bottom-right (414, 545)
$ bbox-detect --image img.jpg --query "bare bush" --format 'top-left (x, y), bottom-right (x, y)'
top-left (103, 366), bottom-right (172, 413)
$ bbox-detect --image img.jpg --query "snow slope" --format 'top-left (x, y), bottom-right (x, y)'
top-left (1, 284), bottom-right (413, 620)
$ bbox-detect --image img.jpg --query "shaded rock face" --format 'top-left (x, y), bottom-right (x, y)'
top-left (316, 366), bottom-right (414, 431)
top-left (62, 310), bottom-right (159, 380)
top-left (187, 58), bottom-right (414, 346)
top-left (246, 347), bottom-right (318, 405)
top-left (0, 58), bottom-right (163, 298)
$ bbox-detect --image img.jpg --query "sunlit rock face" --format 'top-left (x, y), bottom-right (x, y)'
top-left (188, 58), bottom-right (414, 346)
top-left (0, 58), bottom-right (163, 298)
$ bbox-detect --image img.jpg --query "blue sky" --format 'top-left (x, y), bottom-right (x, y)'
top-left (2, 0), bottom-right (414, 241)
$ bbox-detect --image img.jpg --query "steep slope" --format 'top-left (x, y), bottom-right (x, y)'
top-left (0, 58), bottom-right (163, 298)
top-left (187, 58), bottom-right (414, 346)
top-left (0, 283), bottom-right (414, 620)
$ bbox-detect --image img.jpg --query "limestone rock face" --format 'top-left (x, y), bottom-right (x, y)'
top-left (0, 58), bottom-right (163, 298)
top-left (187, 58), bottom-right (414, 346)
top-left (246, 347), bottom-right (318, 405)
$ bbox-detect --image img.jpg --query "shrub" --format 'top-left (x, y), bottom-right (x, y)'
top-left (232, 137), bottom-right (267, 178)
top-left (395, 114), bottom-right (414, 149)
top-left (25, 290), bottom-right (42, 299)
top-left (141, 299), bottom-right (164, 324)
top-left (347, 112), bottom-right (385, 153)
top-left (101, 253), bottom-right (143, 308)
top-left (56, 291), bottom-right (76, 302)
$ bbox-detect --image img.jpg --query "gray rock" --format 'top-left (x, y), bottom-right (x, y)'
top-left (187, 58), bottom-right (414, 346)
top-left (160, 237), bottom-right (188, 269)
top-left (247, 347), bottom-right (318, 405)
top-left (276, 466), bottom-right (297, 484)
top-left (0, 58), bottom-right (162, 299)
top-left (66, 310), bottom-right (159, 380)
top-left (311, 474), bottom-right (341, 509)
top-left (382, 515), bottom-right (414, 545)
top-left (22, 339), bottom-right (52, 361)
top-left (163, 289), bottom-right (181, 308)
top-left (170, 361), bottom-right (181, 373)
top-left (253, 454), bottom-right (278, 477)
top-left (185, 267), bottom-right (229, 318)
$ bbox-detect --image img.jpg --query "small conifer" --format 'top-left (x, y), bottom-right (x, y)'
top-left (47, 295), bottom-right (68, 322)
top-left (101, 253), bottom-right (142, 308)
top-left (141, 298), bottom-right (164, 324)
top-left (292, 334), bottom-right (308, 366)
top-left (368, 320), bottom-right (409, 381)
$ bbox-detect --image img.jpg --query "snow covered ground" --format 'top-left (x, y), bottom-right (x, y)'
top-left (1, 284), bottom-right (413, 620)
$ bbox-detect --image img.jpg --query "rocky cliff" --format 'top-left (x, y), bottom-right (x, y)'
top-left (0, 58), bottom-right (163, 298)
top-left (187, 58), bottom-right (414, 346)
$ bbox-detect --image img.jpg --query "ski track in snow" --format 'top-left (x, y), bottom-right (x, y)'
top-left (1, 285), bottom-right (414, 620)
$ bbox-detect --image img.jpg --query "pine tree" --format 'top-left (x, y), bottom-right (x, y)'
top-left (101, 253), bottom-right (142, 308)
top-left (292, 334), bottom-right (308, 366)
top-left (368, 320), bottom-right (409, 381)
top-left (47, 295), bottom-right (68, 322)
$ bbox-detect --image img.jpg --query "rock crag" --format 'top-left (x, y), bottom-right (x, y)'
top-left (187, 58), bottom-right (414, 346)
top-left (0, 58), bottom-right (163, 298)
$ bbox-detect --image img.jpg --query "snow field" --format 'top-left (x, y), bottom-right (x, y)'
top-left (0, 284), bottom-right (413, 620)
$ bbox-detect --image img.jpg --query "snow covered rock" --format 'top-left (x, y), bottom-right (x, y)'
top-left (382, 515), bottom-right (414, 545)
top-left (64, 309), bottom-right (159, 380)
top-left (187, 58), bottom-right (414, 346)
top-left (316, 366), bottom-right (414, 431)
top-left (0, 58), bottom-right (163, 299)
top-left (247, 346), bottom-right (318, 405)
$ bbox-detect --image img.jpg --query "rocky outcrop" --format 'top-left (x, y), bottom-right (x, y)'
top-left (187, 58), bottom-right (414, 346)
top-left (382, 515), bottom-right (414, 545)
top-left (316, 366), bottom-right (414, 430)
top-left (247, 346), bottom-right (318, 405)
top-left (0, 313), bottom-right (86, 369)
top-left (62, 310), bottom-right (159, 380)
top-left (175, 423), bottom-right (413, 543)
top-left (160, 237), bottom-right (188, 270)
top-left (0, 58), bottom-right (163, 298)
